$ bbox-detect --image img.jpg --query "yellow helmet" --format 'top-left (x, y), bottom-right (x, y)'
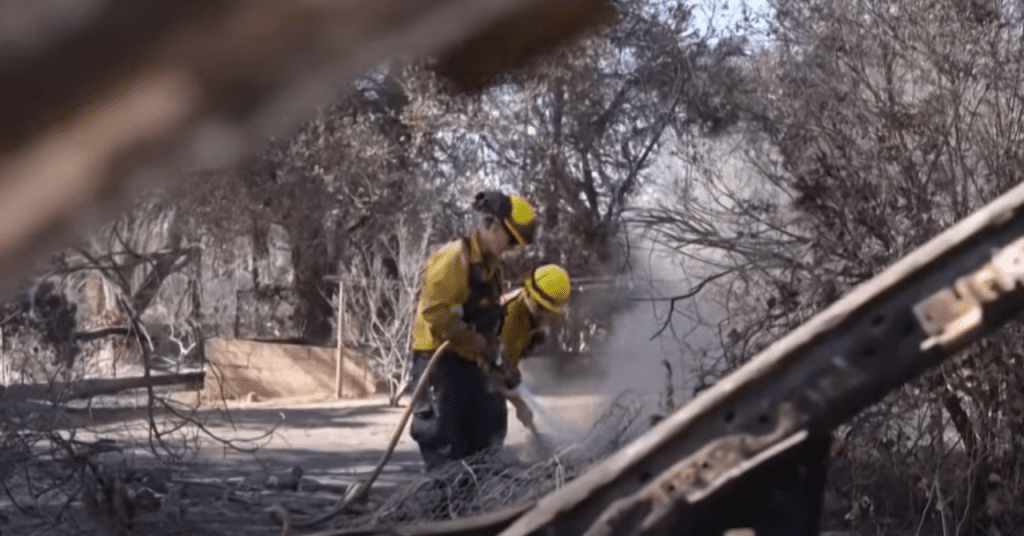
top-left (473, 191), bottom-right (536, 246)
top-left (504, 195), bottom-right (536, 246)
top-left (523, 264), bottom-right (570, 314)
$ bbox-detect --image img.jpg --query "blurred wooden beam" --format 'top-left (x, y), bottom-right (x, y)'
top-left (0, 0), bottom-right (615, 298)
top-left (0, 372), bottom-right (205, 406)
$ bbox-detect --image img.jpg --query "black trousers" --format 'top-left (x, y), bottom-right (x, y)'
top-left (408, 350), bottom-right (508, 470)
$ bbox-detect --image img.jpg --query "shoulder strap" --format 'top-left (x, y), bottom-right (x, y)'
top-left (460, 235), bottom-right (473, 267)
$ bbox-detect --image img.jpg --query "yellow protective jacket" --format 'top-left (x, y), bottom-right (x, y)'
top-left (411, 232), bottom-right (503, 360)
top-left (499, 289), bottom-right (543, 366)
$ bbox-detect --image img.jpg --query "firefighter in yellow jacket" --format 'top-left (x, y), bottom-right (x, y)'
top-left (496, 264), bottom-right (572, 387)
top-left (409, 190), bottom-right (536, 469)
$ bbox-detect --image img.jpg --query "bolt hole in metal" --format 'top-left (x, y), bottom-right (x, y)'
top-left (757, 413), bottom-right (770, 425)
top-left (871, 314), bottom-right (886, 327)
top-left (724, 410), bottom-right (736, 424)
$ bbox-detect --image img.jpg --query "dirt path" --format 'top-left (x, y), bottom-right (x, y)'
top-left (53, 391), bottom-right (609, 535)
top-left (189, 392), bottom-right (605, 488)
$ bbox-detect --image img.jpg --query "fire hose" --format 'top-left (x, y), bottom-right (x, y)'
top-left (288, 341), bottom-right (451, 529)
top-left (290, 339), bottom-right (547, 529)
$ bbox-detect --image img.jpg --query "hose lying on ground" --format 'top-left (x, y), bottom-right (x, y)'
top-left (287, 340), bottom-right (550, 529)
top-left (288, 341), bottom-right (450, 529)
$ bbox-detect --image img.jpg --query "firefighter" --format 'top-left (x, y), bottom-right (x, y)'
top-left (408, 190), bottom-right (536, 469)
top-left (495, 264), bottom-right (571, 388)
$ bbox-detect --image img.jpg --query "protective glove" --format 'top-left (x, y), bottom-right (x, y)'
top-left (502, 365), bottom-right (522, 390)
top-left (524, 329), bottom-right (547, 354)
top-left (442, 318), bottom-right (489, 359)
top-left (508, 392), bottom-right (535, 428)
top-left (488, 349), bottom-right (521, 389)
top-left (465, 331), bottom-right (489, 359)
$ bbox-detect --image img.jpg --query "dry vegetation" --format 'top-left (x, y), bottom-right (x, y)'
top-left (304, 391), bottom-right (648, 531)
top-left (4, 0), bottom-right (1024, 533)
top-left (633, 0), bottom-right (1024, 532)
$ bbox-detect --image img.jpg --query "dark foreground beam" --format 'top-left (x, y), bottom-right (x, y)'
top-left (0, 0), bottom-right (614, 297)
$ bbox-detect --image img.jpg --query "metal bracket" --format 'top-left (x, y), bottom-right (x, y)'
top-left (582, 404), bottom-right (807, 536)
top-left (914, 237), bottom-right (1024, 351)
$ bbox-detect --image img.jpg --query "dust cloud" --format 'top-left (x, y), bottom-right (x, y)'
top-left (518, 244), bottom-right (727, 454)
top-left (588, 239), bottom-right (726, 420)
